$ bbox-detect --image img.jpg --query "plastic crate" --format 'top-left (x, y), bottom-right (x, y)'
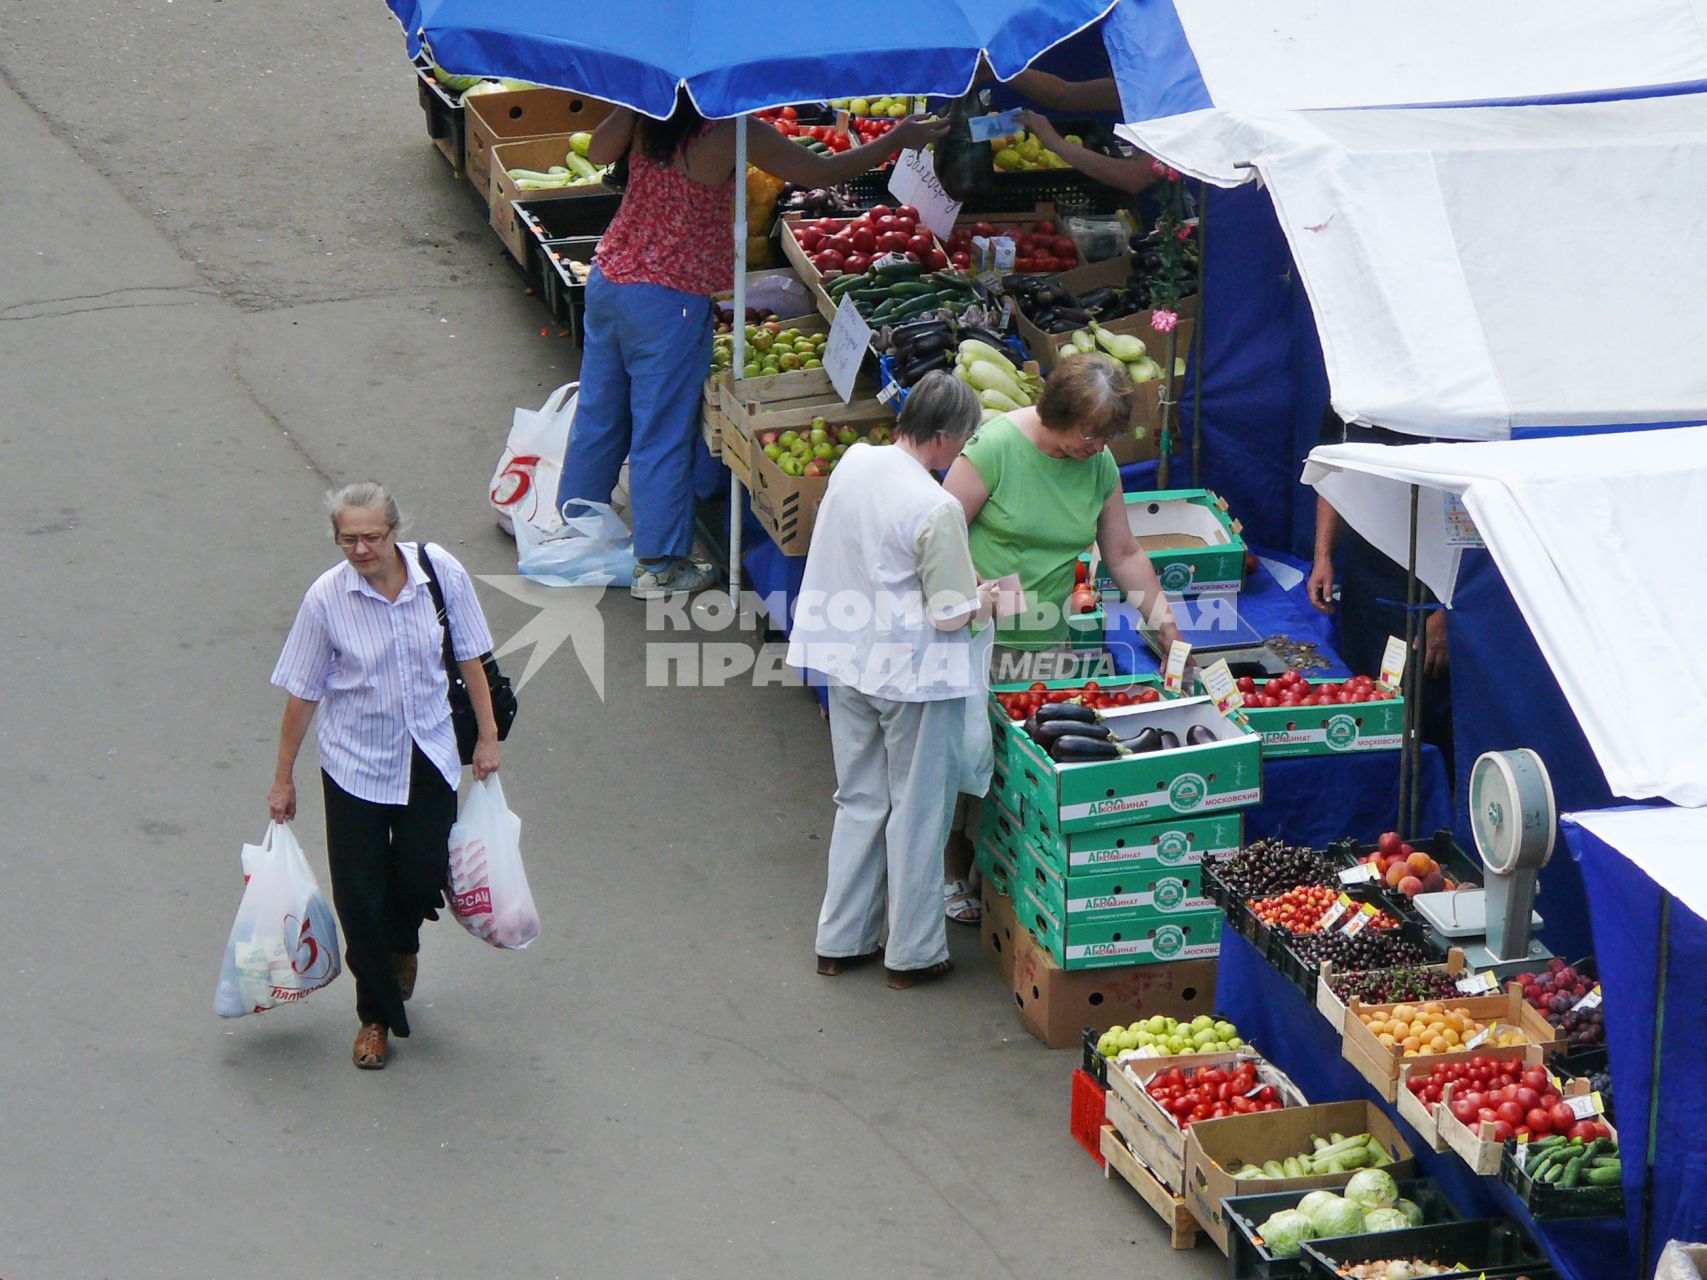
top-left (1300, 1218), bottom-right (1547, 1280)
top-left (1325, 830), bottom-right (1483, 926)
top-left (1273, 918), bottom-right (1446, 1000)
top-left (512, 194), bottom-right (623, 241)
top-left (1223, 1178), bottom-right (1461, 1280)
top-left (413, 55), bottom-right (467, 176)
top-left (1500, 1140), bottom-right (1624, 1220)
top-left (1081, 1026), bottom-right (1110, 1088)
top-left (1070, 1068), bottom-right (1108, 1167)
top-left (537, 236), bottom-right (598, 323)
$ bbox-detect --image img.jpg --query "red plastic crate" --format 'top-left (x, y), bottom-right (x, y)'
top-left (1070, 1068), bottom-right (1107, 1167)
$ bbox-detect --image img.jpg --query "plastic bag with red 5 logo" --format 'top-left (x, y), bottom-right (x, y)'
top-left (213, 821), bottom-right (341, 1017)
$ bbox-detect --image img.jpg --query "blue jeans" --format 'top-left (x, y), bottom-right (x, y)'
top-left (557, 267), bottom-right (712, 562)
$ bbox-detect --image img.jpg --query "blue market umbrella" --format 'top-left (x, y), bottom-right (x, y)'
top-left (391, 0), bottom-right (1120, 117)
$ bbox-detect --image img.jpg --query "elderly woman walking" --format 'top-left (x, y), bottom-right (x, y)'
top-left (267, 482), bottom-right (500, 1069)
top-left (787, 373), bottom-right (993, 990)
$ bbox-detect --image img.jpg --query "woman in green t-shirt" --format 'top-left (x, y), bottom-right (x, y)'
top-left (936, 354), bottom-right (1181, 922)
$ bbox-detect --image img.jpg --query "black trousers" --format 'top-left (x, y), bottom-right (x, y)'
top-left (322, 745), bottom-right (456, 1035)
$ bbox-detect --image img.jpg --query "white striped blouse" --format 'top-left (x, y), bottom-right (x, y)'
top-left (271, 542), bottom-right (494, 805)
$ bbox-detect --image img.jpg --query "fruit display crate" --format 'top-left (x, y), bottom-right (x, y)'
top-left (464, 86), bottom-right (613, 208)
top-left (1392, 1042), bottom-right (1540, 1154)
top-left (1086, 489), bottom-right (1247, 597)
top-left (1100, 1123), bottom-right (1201, 1250)
top-left (1234, 680), bottom-right (1405, 758)
top-left (1222, 1177), bottom-right (1462, 1280)
top-left (1314, 948), bottom-right (1473, 1036)
top-left (1436, 1075), bottom-right (1605, 1176)
top-left (1271, 917), bottom-right (1447, 1002)
top-left (1027, 809), bottom-right (1243, 880)
top-left (1298, 1218), bottom-right (1548, 1280)
top-left (1008, 695), bottom-right (1263, 836)
top-left (1340, 989), bottom-right (1558, 1104)
top-left (1499, 1138), bottom-right (1625, 1220)
top-left (413, 54), bottom-right (467, 176)
top-left (1020, 883), bottom-right (1222, 971)
top-left (1326, 830), bottom-right (1484, 928)
top-left (1248, 883), bottom-right (1398, 971)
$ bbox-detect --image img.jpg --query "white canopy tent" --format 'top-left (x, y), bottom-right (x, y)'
top-left (1567, 806), bottom-right (1707, 922)
top-left (1303, 426), bottom-right (1707, 806)
top-left (1117, 93), bottom-right (1707, 440)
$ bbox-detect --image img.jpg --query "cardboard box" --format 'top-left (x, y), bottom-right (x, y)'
top-left (1010, 925), bottom-right (1217, 1049)
top-left (464, 87), bottom-right (613, 206)
top-left (1105, 1049), bottom-right (1309, 1190)
top-left (1022, 885), bottom-right (1222, 970)
top-left (1028, 810), bottom-right (1243, 879)
top-left (1235, 679), bottom-right (1407, 758)
top-left (987, 671), bottom-right (1166, 780)
top-left (1182, 1101), bottom-right (1417, 1253)
top-left (488, 136), bottom-right (618, 264)
top-left (979, 881), bottom-right (1018, 985)
top-left (1088, 489), bottom-right (1246, 597)
top-left (1340, 989), bottom-right (1560, 1102)
top-left (1022, 853), bottom-right (1212, 922)
top-left (1010, 696), bottom-right (1262, 835)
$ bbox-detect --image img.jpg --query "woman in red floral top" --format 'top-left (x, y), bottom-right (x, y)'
top-left (558, 89), bottom-right (947, 598)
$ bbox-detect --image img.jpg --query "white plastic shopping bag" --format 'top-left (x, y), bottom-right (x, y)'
top-left (958, 624), bottom-right (997, 796)
top-left (447, 775), bottom-right (540, 950)
top-left (515, 499), bottom-right (636, 587)
top-left (213, 822), bottom-right (341, 1017)
top-left (490, 382), bottom-right (578, 535)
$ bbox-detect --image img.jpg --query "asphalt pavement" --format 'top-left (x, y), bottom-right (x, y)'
top-left (0, 7), bottom-right (1223, 1277)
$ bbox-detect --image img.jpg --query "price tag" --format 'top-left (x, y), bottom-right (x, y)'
top-left (1572, 985), bottom-right (1603, 1012)
top-left (1443, 492), bottom-right (1484, 548)
top-left (888, 147), bottom-right (963, 240)
top-left (1202, 659), bottom-right (1243, 713)
top-left (968, 109), bottom-right (1024, 143)
top-left (1164, 641), bottom-right (1193, 696)
top-left (1340, 903), bottom-right (1378, 937)
top-left (1133, 1043), bottom-right (1164, 1059)
top-left (1317, 895), bottom-right (1352, 933)
top-left (871, 251), bottom-right (911, 272)
top-left (1456, 972), bottom-right (1500, 996)
top-left (876, 379), bottom-right (904, 407)
top-left (1564, 1092), bottom-right (1604, 1120)
top-left (1379, 635), bottom-right (1407, 692)
top-left (1464, 1026), bottom-right (1492, 1051)
top-left (1514, 1136), bottom-right (1531, 1171)
top-left (1339, 862), bottom-right (1378, 885)
top-left (824, 295), bottom-right (873, 404)
top-left (973, 234), bottom-right (1016, 277)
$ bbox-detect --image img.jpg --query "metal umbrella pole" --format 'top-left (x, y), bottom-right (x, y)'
top-left (1396, 484), bottom-right (1422, 833)
top-left (1641, 891), bottom-right (1671, 1275)
top-left (1156, 324), bottom-right (1180, 488)
top-left (1190, 180), bottom-right (1208, 488)
top-left (727, 114), bottom-right (747, 608)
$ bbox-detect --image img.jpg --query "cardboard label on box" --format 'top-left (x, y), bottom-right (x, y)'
top-left (1379, 635), bottom-right (1407, 692)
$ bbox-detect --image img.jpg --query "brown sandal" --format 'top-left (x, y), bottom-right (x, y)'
top-left (886, 959), bottom-right (954, 990)
top-left (816, 947), bottom-right (882, 977)
top-left (353, 1023), bottom-right (389, 1070)
top-left (393, 953), bottom-right (418, 1002)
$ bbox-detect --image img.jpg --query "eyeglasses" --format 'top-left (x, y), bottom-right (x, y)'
top-left (1077, 429), bottom-right (1121, 447)
top-left (336, 530), bottom-right (393, 548)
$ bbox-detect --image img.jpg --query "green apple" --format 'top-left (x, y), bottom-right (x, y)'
top-left (802, 358), bottom-right (822, 369)
top-left (749, 331), bottom-right (773, 352)
top-left (887, 101), bottom-right (907, 118)
top-left (778, 353), bottom-right (802, 371)
top-left (832, 443), bottom-right (849, 458)
top-left (850, 97), bottom-right (870, 116)
top-left (763, 443), bottom-right (783, 461)
top-left (1097, 1031), bottom-right (1120, 1058)
top-left (812, 442), bottom-right (834, 459)
top-left (1214, 1020), bottom-right (1237, 1040)
top-left (836, 427), bottom-right (859, 446)
top-left (1146, 1015), bottom-right (1171, 1034)
top-left (1224, 1036), bottom-right (1244, 1049)
top-left (1192, 1028), bottom-right (1217, 1047)
top-left (791, 440), bottom-right (812, 458)
top-left (779, 454), bottom-right (803, 477)
top-left (809, 427), bottom-right (831, 446)
top-left (742, 363), bottom-right (761, 379)
top-left (1135, 1029), bottom-right (1154, 1046)
top-left (1190, 1015), bottom-right (1214, 1033)
top-left (1116, 1028), bottom-right (1140, 1052)
top-left (778, 430), bottom-right (800, 448)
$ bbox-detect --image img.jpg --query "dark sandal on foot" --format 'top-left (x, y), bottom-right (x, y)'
top-left (886, 959), bottom-right (954, 990)
top-left (353, 1023), bottom-right (389, 1070)
top-left (816, 947), bottom-right (882, 976)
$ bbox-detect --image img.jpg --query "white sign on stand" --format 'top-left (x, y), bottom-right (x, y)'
top-left (824, 295), bottom-right (872, 404)
top-left (1444, 493), bottom-right (1485, 548)
top-left (888, 148), bottom-right (963, 240)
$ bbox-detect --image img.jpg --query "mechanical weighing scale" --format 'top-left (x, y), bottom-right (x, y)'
top-left (1412, 748), bottom-right (1557, 979)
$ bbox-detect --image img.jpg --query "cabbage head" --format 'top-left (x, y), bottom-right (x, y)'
top-left (1296, 1190), bottom-right (1341, 1222)
top-left (1257, 1208), bottom-right (1319, 1259)
top-left (1308, 1196), bottom-right (1367, 1238)
top-left (1360, 1206), bottom-right (1412, 1233)
top-left (1393, 1197), bottom-right (1425, 1227)
top-left (1344, 1167), bottom-right (1399, 1209)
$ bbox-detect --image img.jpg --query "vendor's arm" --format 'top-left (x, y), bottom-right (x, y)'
top-left (586, 107), bottom-right (639, 166)
top-left (1016, 111), bottom-right (1156, 196)
top-left (1096, 487), bottom-right (1182, 653)
top-left (268, 695), bottom-right (316, 822)
top-left (1308, 496), bottom-right (1340, 613)
top-left (916, 502), bottom-right (984, 632)
top-left (1009, 70), bottom-right (1123, 114)
top-left (727, 115), bottom-right (950, 189)
top-left (943, 455), bottom-right (990, 525)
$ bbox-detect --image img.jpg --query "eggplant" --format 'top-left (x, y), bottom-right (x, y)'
top-left (894, 329), bottom-right (956, 362)
top-left (1023, 715), bottom-right (1041, 740)
top-left (1051, 306), bottom-right (1095, 326)
top-left (1159, 730), bottom-right (1181, 751)
top-left (1036, 721), bottom-right (1112, 745)
top-left (1186, 724), bottom-right (1219, 746)
top-left (889, 317), bottom-right (954, 347)
top-left (1078, 287), bottom-right (1117, 312)
top-left (897, 349), bottom-right (952, 386)
top-left (1035, 702), bottom-right (1097, 724)
top-left (1050, 736), bottom-right (1121, 762)
top-left (1122, 726), bottom-right (1165, 754)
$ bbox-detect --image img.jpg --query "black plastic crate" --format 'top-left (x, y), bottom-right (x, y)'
top-left (1224, 1178), bottom-right (1461, 1280)
top-left (1081, 1026), bottom-right (1109, 1089)
top-left (1500, 1139), bottom-right (1624, 1220)
top-left (1300, 1218), bottom-right (1547, 1280)
top-left (412, 55), bottom-right (466, 176)
top-left (1326, 829), bottom-right (1483, 927)
top-left (513, 195), bottom-right (623, 242)
top-left (1274, 918), bottom-right (1446, 1000)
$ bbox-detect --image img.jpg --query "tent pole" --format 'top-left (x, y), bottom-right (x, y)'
top-left (1641, 890), bottom-right (1671, 1274)
top-left (1190, 180), bottom-right (1207, 488)
top-left (1397, 484), bottom-right (1420, 832)
top-left (728, 115), bottom-right (748, 609)
top-left (1156, 325), bottom-right (1179, 488)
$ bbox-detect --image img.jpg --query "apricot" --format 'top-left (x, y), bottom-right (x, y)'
top-left (1398, 875), bottom-right (1424, 897)
top-left (1407, 851), bottom-right (1436, 876)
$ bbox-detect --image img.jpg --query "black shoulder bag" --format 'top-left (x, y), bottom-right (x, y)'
top-left (416, 543), bottom-right (517, 763)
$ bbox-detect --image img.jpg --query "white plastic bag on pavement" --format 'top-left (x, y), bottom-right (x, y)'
top-left (491, 382), bottom-right (577, 535)
top-left (515, 499), bottom-right (636, 587)
top-left (213, 822), bottom-right (341, 1017)
top-left (447, 775), bottom-right (539, 950)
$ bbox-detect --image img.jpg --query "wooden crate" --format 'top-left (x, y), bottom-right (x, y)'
top-left (1341, 988), bottom-right (1558, 1101)
top-left (745, 409), bottom-right (894, 555)
top-left (1394, 1060), bottom-right (1454, 1152)
top-left (1313, 950), bottom-right (1470, 1035)
top-left (464, 87), bottom-right (614, 207)
top-left (489, 135), bottom-right (617, 264)
top-left (1104, 1084), bottom-right (1187, 1192)
top-left (1436, 1073), bottom-right (1603, 1175)
top-left (1100, 1125), bottom-right (1199, 1251)
top-left (776, 216), bottom-right (838, 323)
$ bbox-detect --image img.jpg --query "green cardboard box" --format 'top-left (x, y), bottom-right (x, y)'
top-left (1025, 809), bottom-right (1243, 876)
top-left (1011, 697), bottom-right (1262, 834)
top-left (1019, 843), bottom-right (1209, 920)
top-left (1084, 489), bottom-right (1246, 597)
top-left (987, 671), bottom-right (1165, 781)
top-left (1020, 885), bottom-right (1223, 970)
top-left (1218, 680), bottom-right (1406, 758)
top-left (975, 830), bottom-right (1018, 898)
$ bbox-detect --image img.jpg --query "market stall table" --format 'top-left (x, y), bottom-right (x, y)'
top-left (1214, 928), bottom-right (1631, 1279)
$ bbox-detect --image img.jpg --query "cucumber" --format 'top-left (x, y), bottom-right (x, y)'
top-left (885, 281), bottom-right (937, 298)
top-left (1560, 1154), bottom-right (1586, 1188)
top-left (873, 259), bottom-right (922, 280)
top-left (1586, 1162), bottom-right (1623, 1185)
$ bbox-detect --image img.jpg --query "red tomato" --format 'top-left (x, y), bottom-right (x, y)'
top-left (950, 251), bottom-right (973, 269)
top-left (1527, 1108), bottom-right (1554, 1134)
top-left (1522, 1068), bottom-right (1549, 1091)
top-left (1496, 1101), bottom-right (1525, 1126)
top-left (1045, 691), bottom-right (1073, 703)
top-left (1514, 1087), bottom-right (1541, 1111)
top-left (797, 228), bottom-right (823, 252)
top-left (814, 250), bottom-right (845, 272)
top-left (906, 233), bottom-right (935, 258)
top-left (868, 204), bottom-right (892, 219)
top-left (842, 253), bottom-right (870, 274)
top-left (1031, 219), bottom-right (1058, 236)
top-left (970, 221), bottom-right (998, 238)
top-left (923, 248), bottom-right (948, 270)
top-left (894, 217), bottom-right (918, 238)
top-left (1492, 1120), bottom-right (1515, 1143)
top-left (1549, 1103), bottom-right (1576, 1132)
top-left (1052, 236), bottom-right (1077, 259)
top-left (896, 205), bottom-right (920, 221)
top-left (874, 231), bottom-right (909, 254)
top-left (1450, 1097), bottom-right (1479, 1125)
top-left (848, 229), bottom-right (876, 254)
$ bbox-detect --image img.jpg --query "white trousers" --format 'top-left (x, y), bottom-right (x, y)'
top-left (817, 683), bottom-right (962, 972)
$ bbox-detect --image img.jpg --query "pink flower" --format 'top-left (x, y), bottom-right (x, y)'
top-left (1150, 157), bottom-right (1169, 178)
top-left (1176, 224), bottom-right (1193, 242)
top-left (1166, 166), bottom-right (1181, 182)
top-left (1151, 309), bottom-right (1179, 334)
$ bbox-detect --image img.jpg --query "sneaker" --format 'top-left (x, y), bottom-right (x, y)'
top-left (630, 557), bottom-right (719, 600)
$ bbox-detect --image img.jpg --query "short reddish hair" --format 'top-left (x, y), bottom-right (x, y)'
top-left (1038, 353), bottom-right (1138, 439)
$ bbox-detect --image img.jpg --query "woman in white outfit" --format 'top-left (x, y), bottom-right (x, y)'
top-left (787, 372), bottom-right (994, 990)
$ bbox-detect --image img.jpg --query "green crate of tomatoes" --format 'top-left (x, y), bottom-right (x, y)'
top-left (1215, 670), bottom-right (1405, 758)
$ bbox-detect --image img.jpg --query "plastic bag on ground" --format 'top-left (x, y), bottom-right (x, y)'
top-left (447, 775), bottom-right (540, 950)
top-left (491, 382), bottom-right (577, 535)
top-left (214, 822), bottom-right (341, 1017)
top-left (1656, 1243), bottom-right (1707, 1280)
top-left (515, 499), bottom-right (636, 587)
